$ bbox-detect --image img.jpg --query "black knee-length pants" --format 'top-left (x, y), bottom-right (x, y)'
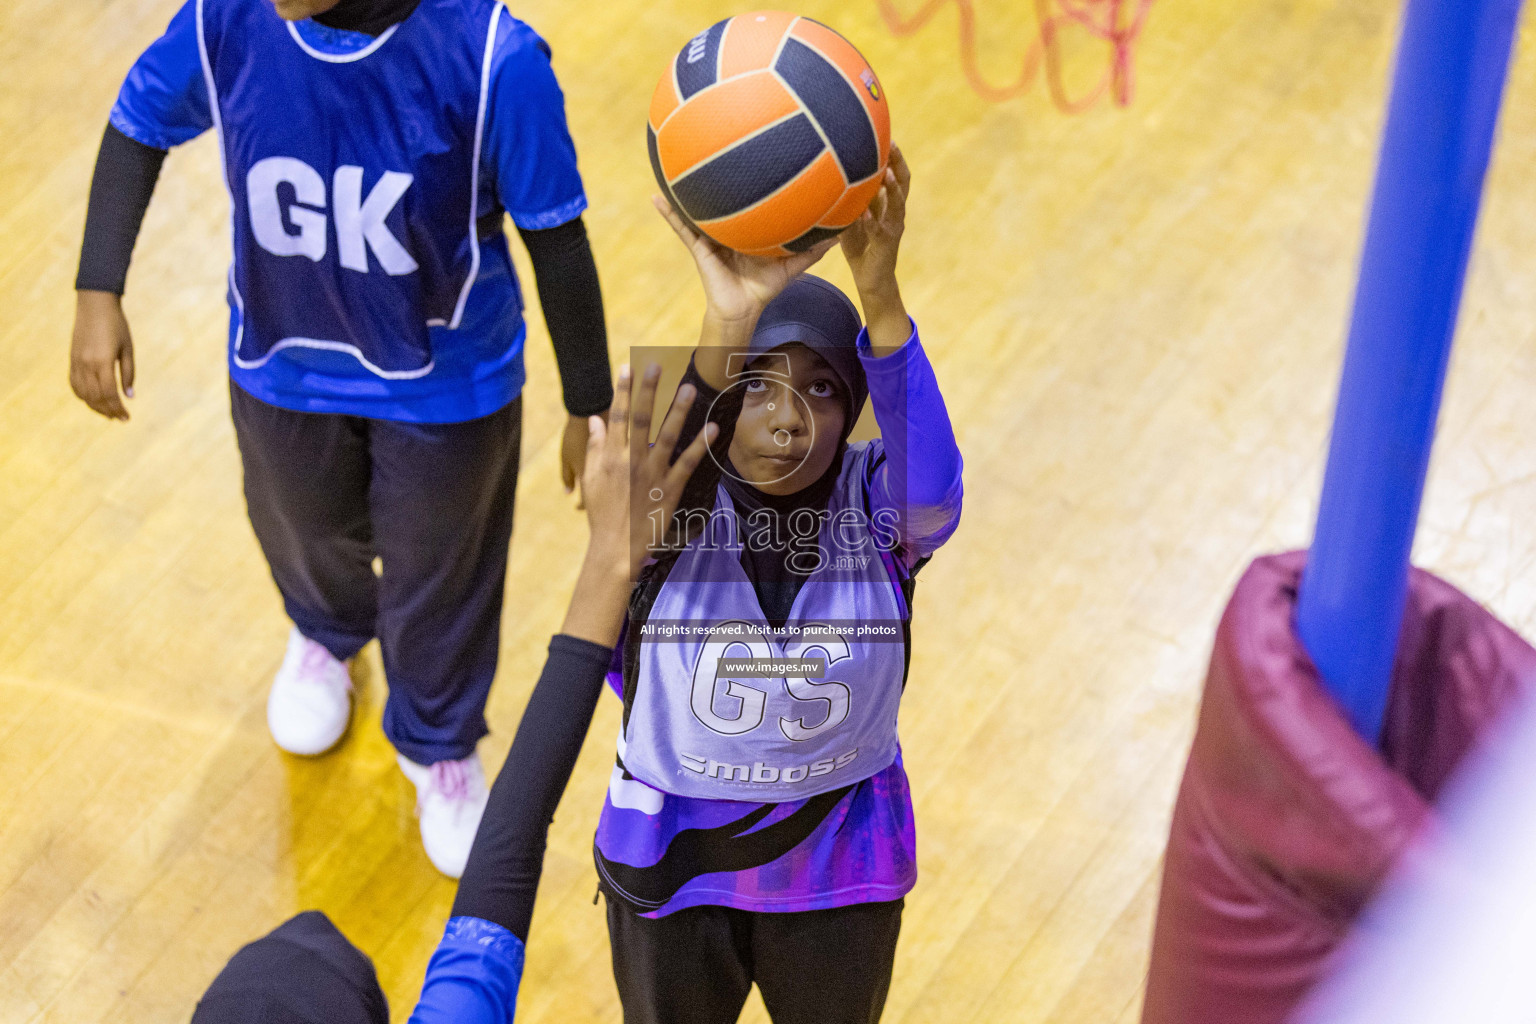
top-left (231, 382), bottom-right (521, 764)
top-left (607, 897), bottom-right (904, 1024)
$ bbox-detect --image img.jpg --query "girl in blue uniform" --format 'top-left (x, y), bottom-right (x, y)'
top-left (70, 0), bottom-right (611, 876)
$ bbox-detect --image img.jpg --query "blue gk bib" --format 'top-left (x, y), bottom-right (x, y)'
top-left (197, 0), bottom-right (500, 379)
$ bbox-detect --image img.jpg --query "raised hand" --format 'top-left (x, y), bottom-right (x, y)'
top-left (839, 145), bottom-right (909, 295)
top-left (580, 362), bottom-right (717, 579)
top-left (839, 145), bottom-right (912, 354)
top-left (652, 195), bottom-right (837, 328)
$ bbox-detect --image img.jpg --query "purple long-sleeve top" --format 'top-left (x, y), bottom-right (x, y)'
top-left (594, 322), bottom-right (963, 917)
top-left (861, 320), bottom-right (965, 566)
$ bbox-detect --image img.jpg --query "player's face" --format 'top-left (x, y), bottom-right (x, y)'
top-left (728, 344), bottom-right (848, 496)
top-left (268, 0), bottom-right (342, 20)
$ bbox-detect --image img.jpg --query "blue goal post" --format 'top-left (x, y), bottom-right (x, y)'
top-left (1294, 0), bottom-right (1524, 741)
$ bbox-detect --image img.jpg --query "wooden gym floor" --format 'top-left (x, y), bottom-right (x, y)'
top-left (5, 0), bottom-right (1536, 1019)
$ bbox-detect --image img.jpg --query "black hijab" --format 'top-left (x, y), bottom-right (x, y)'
top-left (721, 276), bottom-right (869, 623)
top-left (190, 912), bottom-right (387, 1024)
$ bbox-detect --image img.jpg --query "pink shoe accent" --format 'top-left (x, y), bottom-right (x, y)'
top-left (397, 752), bottom-right (489, 878)
top-left (429, 758), bottom-right (470, 805)
top-left (300, 637), bottom-right (340, 675)
top-left (267, 626), bottom-right (353, 756)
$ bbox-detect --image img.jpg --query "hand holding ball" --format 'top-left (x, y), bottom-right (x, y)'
top-left (648, 12), bottom-right (891, 257)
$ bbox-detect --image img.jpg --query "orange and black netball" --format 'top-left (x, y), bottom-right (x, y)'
top-left (647, 12), bottom-right (891, 257)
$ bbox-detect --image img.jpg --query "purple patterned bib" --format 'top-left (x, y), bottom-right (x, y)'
top-left (622, 444), bottom-right (909, 801)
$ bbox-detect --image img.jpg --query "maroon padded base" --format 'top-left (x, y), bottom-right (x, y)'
top-left (1140, 551), bottom-right (1536, 1024)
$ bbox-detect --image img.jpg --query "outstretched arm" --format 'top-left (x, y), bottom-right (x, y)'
top-left (843, 148), bottom-right (964, 561)
top-left (839, 146), bottom-right (912, 356)
top-left (409, 365), bottom-right (716, 1024)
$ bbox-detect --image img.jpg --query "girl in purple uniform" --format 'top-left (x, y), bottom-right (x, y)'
top-left (597, 148), bottom-right (964, 1024)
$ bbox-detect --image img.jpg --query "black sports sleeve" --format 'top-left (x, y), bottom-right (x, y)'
top-left (517, 218), bottom-right (614, 417)
top-left (450, 633), bottom-right (613, 941)
top-left (76, 124), bottom-right (168, 294)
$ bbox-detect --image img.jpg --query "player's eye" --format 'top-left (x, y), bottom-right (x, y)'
top-left (808, 379), bottom-right (836, 399)
top-left (743, 378), bottom-right (769, 394)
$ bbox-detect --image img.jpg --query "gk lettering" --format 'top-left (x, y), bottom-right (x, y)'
top-left (245, 156), bottom-right (418, 275)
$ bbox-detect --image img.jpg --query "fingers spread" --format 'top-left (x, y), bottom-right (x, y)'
top-left (889, 145), bottom-right (910, 189)
top-left (629, 363), bottom-right (662, 467)
top-left (885, 172), bottom-right (907, 220)
top-left (666, 420), bottom-right (718, 492)
top-left (608, 364), bottom-right (633, 449)
top-left (652, 194), bottom-right (684, 233)
top-left (652, 382), bottom-right (696, 465)
top-left (586, 414), bottom-right (607, 459)
top-left (653, 194), bottom-right (702, 246)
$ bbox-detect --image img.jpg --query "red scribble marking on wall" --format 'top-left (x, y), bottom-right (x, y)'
top-left (877, 0), bottom-right (1156, 110)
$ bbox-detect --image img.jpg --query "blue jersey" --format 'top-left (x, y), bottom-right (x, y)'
top-left (110, 0), bottom-right (588, 422)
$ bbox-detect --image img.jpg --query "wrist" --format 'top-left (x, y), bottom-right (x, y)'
top-left (581, 539), bottom-right (631, 580)
top-left (699, 311), bottom-right (760, 389)
top-left (854, 275), bottom-right (902, 311)
top-left (77, 289), bottom-right (123, 309)
top-left (858, 282), bottom-right (909, 353)
top-left (702, 307), bottom-right (761, 341)
top-left (561, 547), bottom-right (631, 646)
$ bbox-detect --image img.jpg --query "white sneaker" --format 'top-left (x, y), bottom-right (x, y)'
top-left (267, 627), bottom-right (353, 756)
top-left (398, 752), bottom-right (490, 879)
